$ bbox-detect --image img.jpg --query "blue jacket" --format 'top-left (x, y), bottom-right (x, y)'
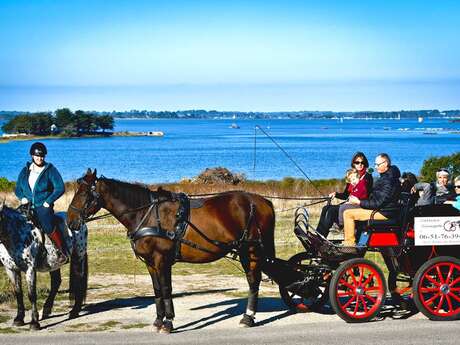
top-left (15, 162), bottom-right (65, 208)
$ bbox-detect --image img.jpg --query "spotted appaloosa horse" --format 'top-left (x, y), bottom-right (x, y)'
top-left (67, 169), bottom-right (276, 333)
top-left (0, 203), bottom-right (88, 330)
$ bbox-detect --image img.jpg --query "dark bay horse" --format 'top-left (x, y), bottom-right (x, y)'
top-left (67, 169), bottom-right (276, 333)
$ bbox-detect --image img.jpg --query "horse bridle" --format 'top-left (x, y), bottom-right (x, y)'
top-left (70, 177), bottom-right (160, 225)
top-left (69, 177), bottom-right (103, 222)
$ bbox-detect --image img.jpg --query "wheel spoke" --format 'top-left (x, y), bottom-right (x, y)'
top-left (353, 296), bottom-right (360, 315)
top-left (446, 264), bottom-right (454, 284)
top-left (424, 274), bottom-right (441, 287)
top-left (448, 292), bottom-right (460, 303)
top-left (337, 291), bottom-right (354, 297)
top-left (436, 266), bottom-right (445, 284)
top-left (425, 292), bottom-right (441, 305)
top-left (450, 276), bottom-right (460, 287)
top-left (436, 294), bottom-right (445, 311)
top-left (339, 279), bottom-right (356, 291)
top-left (364, 286), bottom-right (381, 292)
top-left (420, 287), bottom-right (439, 293)
top-left (446, 294), bottom-right (454, 313)
top-left (358, 266), bottom-right (364, 284)
top-left (342, 295), bottom-right (357, 309)
top-left (362, 273), bottom-right (375, 288)
top-left (363, 294), bottom-right (377, 304)
top-left (360, 296), bottom-right (369, 313)
top-left (347, 269), bottom-right (358, 286)
top-left (449, 287), bottom-right (460, 292)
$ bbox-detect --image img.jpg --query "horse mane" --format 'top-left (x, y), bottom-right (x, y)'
top-left (100, 177), bottom-right (156, 208)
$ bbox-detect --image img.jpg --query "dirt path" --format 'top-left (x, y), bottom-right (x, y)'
top-left (0, 273), bottom-right (352, 333)
top-left (1, 272), bottom-right (424, 334)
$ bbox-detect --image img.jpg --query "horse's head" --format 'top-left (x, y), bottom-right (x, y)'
top-left (67, 168), bottom-right (103, 230)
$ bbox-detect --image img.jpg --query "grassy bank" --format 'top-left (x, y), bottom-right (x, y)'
top-left (0, 177), bottom-right (347, 308)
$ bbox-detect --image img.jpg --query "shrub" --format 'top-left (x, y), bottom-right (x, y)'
top-left (0, 177), bottom-right (15, 192)
top-left (420, 152), bottom-right (460, 182)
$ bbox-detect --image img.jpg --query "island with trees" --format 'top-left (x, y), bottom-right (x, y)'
top-left (1, 108), bottom-right (114, 138)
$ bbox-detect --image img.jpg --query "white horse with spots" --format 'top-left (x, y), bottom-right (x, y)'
top-left (0, 203), bottom-right (88, 330)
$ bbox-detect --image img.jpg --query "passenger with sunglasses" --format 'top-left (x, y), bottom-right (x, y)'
top-left (315, 152), bottom-right (373, 237)
top-left (444, 176), bottom-right (460, 211)
top-left (343, 153), bottom-right (401, 246)
top-left (411, 168), bottom-right (456, 205)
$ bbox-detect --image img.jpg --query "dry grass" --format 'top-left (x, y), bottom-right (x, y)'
top-left (0, 181), bottom-right (338, 308)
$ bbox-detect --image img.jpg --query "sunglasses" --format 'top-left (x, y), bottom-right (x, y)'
top-left (353, 161), bottom-right (364, 165)
top-left (374, 161), bottom-right (386, 167)
top-left (455, 185), bottom-right (460, 188)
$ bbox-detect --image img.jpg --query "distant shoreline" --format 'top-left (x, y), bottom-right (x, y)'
top-left (0, 131), bottom-right (164, 142)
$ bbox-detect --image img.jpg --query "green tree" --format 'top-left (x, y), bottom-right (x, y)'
top-left (96, 115), bottom-right (114, 132)
top-left (55, 108), bottom-right (75, 131)
top-left (30, 113), bottom-right (53, 135)
top-left (420, 152), bottom-right (460, 182)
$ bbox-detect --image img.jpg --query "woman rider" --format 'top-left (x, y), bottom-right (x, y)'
top-left (15, 142), bottom-right (66, 256)
top-left (315, 152), bottom-right (373, 237)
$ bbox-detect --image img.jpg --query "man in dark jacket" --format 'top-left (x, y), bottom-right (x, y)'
top-left (343, 153), bottom-right (401, 246)
top-left (15, 142), bottom-right (66, 255)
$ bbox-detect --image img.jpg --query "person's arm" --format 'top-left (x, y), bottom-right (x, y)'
top-left (15, 168), bottom-right (28, 201)
top-left (44, 166), bottom-right (65, 205)
top-left (360, 179), bottom-right (394, 210)
top-left (335, 184), bottom-right (350, 200)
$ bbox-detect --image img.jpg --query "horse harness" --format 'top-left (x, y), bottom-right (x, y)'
top-left (128, 191), bottom-right (261, 262)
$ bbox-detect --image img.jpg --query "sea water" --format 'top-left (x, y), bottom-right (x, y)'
top-left (0, 118), bottom-right (459, 183)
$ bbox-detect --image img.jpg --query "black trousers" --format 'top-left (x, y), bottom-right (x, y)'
top-left (316, 204), bottom-right (340, 238)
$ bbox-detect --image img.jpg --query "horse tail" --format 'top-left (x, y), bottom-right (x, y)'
top-left (69, 250), bottom-right (88, 304)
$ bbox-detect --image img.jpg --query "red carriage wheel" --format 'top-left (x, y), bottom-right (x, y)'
top-left (279, 252), bottom-right (330, 313)
top-left (413, 256), bottom-right (460, 321)
top-left (329, 258), bottom-right (387, 323)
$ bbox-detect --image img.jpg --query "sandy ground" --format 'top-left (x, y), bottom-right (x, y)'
top-left (0, 271), bottom-right (423, 334)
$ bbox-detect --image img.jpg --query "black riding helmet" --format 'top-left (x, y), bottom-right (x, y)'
top-left (29, 142), bottom-right (47, 157)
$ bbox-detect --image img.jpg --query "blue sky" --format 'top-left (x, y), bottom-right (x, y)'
top-left (0, 0), bottom-right (459, 111)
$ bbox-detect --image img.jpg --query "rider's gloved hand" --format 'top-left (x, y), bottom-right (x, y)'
top-left (43, 202), bottom-right (50, 208)
top-left (21, 197), bottom-right (29, 205)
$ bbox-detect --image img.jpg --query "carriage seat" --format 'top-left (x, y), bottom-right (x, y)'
top-left (366, 192), bottom-right (414, 231)
top-left (357, 192), bottom-right (415, 247)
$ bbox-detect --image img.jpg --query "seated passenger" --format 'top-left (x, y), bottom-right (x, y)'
top-left (337, 168), bottom-right (369, 226)
top-left (342, 153), bottom-right (401, 246)
top-left (412, 168), bottom-right (456, 205)
top-left (315, 152), bottom-right (372, 237)
top-left (444, 175), bottom-right (460, 211)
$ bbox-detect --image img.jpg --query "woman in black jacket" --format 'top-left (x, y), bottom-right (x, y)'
top-left (315, 152), bottom-right (373, 237)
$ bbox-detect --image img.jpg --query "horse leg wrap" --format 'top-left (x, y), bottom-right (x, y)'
top-left (155, 295), bottom-right (165, 319)
top-left (247, 290), bottom-right (259, 315)
top-left (163, 298), bottom-right (175, 320)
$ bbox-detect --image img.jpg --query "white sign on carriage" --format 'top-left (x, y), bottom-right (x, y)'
top-left (414, 217), bottom-right (460, 246)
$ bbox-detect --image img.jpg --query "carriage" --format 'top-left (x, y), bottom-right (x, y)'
top-left (263, 192), bottom-right (460, 322)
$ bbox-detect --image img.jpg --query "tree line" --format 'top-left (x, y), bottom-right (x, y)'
top-left (1, 108), bottom-right (114, 136)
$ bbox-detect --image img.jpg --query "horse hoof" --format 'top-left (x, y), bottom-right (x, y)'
top-left (13, 319), bottom-right (25, 327)
top-left (159, 320), bottom-right (173, 334)
top-left (239, 314), bottom-right (255, 328)
top-left (69, 310), bottom-right (79, 319)
top-left (42, 308), bottom-right (52, 320)
top-left (30, 322), bottom-right (41, 331)
top-left (153, 318), bottom-right (163, 332)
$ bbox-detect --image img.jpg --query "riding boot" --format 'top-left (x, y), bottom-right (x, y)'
top-left (48, 229), bottom-right (68, 263)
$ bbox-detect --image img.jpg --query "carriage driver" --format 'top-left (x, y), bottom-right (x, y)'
top-left (15, 142), bottom-right (67, 257)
